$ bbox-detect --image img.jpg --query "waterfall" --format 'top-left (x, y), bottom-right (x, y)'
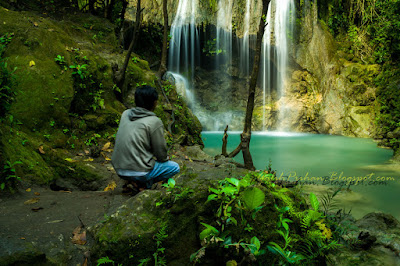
top-left (262, 3), bottom-right (273, 131)
top-left (239, 0), bottom-right (252, 76)
top-left (262, 0), bottom-right (295, 131)
top-left (216, 0), bottom-right (233, 69)
top-left (168, 0), bottom-right (199, 108)
top-left (166, 0), bottom-right (294, 132)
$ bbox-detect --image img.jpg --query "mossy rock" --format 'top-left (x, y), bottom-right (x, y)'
top-left (1, 127), bottom-right (57, 185)
top-left (89, 190), bottom-right (164, 264)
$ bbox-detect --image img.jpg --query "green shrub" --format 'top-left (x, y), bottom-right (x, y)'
top-left (0, 33), bottom-right (17, 120)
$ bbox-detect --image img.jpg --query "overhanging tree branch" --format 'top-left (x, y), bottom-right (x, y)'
top-left (113, 0), bottom-right (144, 100)
top-left (224, 0), bottom-right (271, 170)
top-left (158, 0), bottom-right (169, 78)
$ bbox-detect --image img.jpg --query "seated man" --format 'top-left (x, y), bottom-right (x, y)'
top-left (111, 85), bottom-right (180, 191)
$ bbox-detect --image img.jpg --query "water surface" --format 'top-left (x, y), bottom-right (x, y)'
top-left (202, 131), bottom-right (400, 220)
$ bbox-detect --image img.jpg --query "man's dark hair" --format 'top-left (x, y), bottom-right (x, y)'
top-left (135, 85), bottom-right (159, 110)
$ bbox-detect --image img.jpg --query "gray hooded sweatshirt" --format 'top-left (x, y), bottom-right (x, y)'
top-left (111, 107), bottom-right (168, 174)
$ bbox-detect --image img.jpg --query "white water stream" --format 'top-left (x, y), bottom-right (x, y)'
top-left (168, 0), bottom-right (295, 131)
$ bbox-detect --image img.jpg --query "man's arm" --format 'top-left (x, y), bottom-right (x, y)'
top-left (150, 123), bottom-right (168, 162)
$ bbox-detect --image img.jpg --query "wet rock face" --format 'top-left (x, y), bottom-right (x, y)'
top-left (357, 212), bottom-right (400, 232)
top-left (132, 0), bottom-right (380, 138)
top-left (328, 212), bottom-right (400, 265)
top-left (287, 3), bottom-right (379, 138)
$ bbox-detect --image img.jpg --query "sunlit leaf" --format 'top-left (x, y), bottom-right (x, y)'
top-left (24, 198), bottom-right (39, 204)
top-left (207, 194), bottom-right (217, 201)
top-left (199, 223), bottom-right (219, 240)
top-left (226, 177), bottom-right (239, 187)
top-left (65, 158), bottom-right (77, 163)
top-left (168, 178), bottom-right (175, 188)
top-left (251, 236), bottom-right (261, 251)
top-left (104, 181), bottom-right (117, 191)
top-left (25, 188), bottom-right (31, 192)
top-left (222, 187), bottom-right (236, 195)
top-left (243, 187), bottom-right (265, 211)
top-left (71, 226), bottom-right (87, 245)
top-left (38, 146), bottom-right (45, 154)
top-left (310, 193), bottom-right (319, 211)
top-left (46, 219), bottom-right (63, 223)
top-left (102, 142), bottom-right (111, 151)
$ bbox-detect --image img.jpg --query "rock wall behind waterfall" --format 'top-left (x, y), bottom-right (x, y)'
top-left (129, 0), bottom-right (381, 138)
top-left (287, 1), bottom-right (379, 137)
top-left (126, 0), bottom-right (263, 38)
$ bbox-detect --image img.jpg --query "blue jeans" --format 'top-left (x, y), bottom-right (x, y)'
top-left (120, 161), bottom-right (180, 188)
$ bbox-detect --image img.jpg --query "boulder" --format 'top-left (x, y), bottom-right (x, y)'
top-left (184, 145), bottom-right (213, 162)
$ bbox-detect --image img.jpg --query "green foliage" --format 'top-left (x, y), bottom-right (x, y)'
top-left (199, 222), bottom-right (219, 240)
top-left (54, 55), bottom-right (66, 66)
top-left (67, 54), bottom-right (106, 115)
top-left (89, 89), bottom-right (105, 111)
top-left (156, 178), bottom-right (194, 207)
top-left (163, 84), bottom-right (173, 96)
top-left (97, 256), bottom-right (116, 265)
top-left (242, 187), bottom-right (265, 211)
top-left (85, 133), bottom-right (101, 146)
top-left (136, 23), bottom-right (164, 61)
top-left (375, 65), bottom-right (400, 148)
top-left (326, 0), bottom-right (349, 35)
top-left (196, 171), bottom-right (345, 264)
top-left (132, 57), bottom-right (139, 64)
top-left (1, 160), bottom-right (22, 191)
top-left (0, 33), bottom-right (17, 120)
top-left (153, 222), bottom-right (168, 266)
top-left (326, 0), bottom-right (400, 63)
top-left (309, 193), bottom-right (319, 211)
top-left (202, 39), bottom-right (224, 57)
top-left (70, 63), bottom-right (89, 80)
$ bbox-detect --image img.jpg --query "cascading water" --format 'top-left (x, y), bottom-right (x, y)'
top-left (167, 0), bottom-right (199, 108)
top-left (262, 0), bottom-right (295, 131)
top-left (262, 3), bottom-right (273, 131)
top-left (239, 0), bottom-right (252, 77)
top-left (167, 0), bottom-right (294, 132)
top-left (216, 0), bottom-right (233, 69)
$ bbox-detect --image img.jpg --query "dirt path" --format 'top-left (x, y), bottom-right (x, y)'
top-left (0, 145), bottom-right (227, 265)
top-left (0, 183), bottom-right (129, 265)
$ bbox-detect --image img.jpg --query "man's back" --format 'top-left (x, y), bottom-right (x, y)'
top-left (112, 107), bottom-right (168, 173)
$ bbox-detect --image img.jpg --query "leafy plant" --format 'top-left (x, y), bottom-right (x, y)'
top-left (242, 187), bottom-right (265, 211)
top-left (1, 160), bottom-right (22, 190)
top-left (54, 55), bottom-right (66, 66)
top-left (85, 133), bottom-right (101, 146)
top-left (89, 89), bottom-right (105, 111)
top-left (69, 64), bottom-right (89, 79)
top-left (0, 33), bottom-right (17, 119)
top-left (153, 222), bottom-right (168, 266)
top-left (156, 178), bottom-right (194, 206)
top-left (202, 38), bottom-right (223, 57)
top-left (97, 256), bottom-right (121, 266)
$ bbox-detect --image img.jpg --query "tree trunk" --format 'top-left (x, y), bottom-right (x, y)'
top-left (120, 0), bottom-right (129, 22)
top-left (158, 0), bottom-right (169, 78)
top-left (227, 0), bottom-right (270, 170)
top-left (105, 0), bottom-right (116, 20)
top-left (222, 125), bottom-right (229, 157)
top-left (113, 0), bottom-right (144, 99)
top-left (89, 0), bottom-right (96, 14)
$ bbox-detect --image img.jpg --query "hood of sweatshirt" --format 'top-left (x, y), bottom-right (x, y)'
top-left (128, 107), bottom-right (156, 121)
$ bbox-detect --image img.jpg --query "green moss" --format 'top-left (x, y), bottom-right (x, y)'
top-left (1, 127), bottom-right (57, 185)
